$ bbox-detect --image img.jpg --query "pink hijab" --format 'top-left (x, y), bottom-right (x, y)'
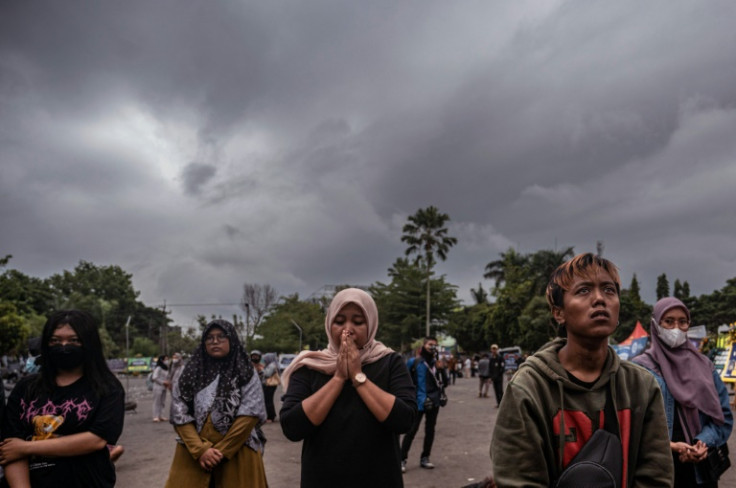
top-left (280, 288), bottom-right (393, 391)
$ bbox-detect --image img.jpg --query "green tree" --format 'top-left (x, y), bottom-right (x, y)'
top-left (692, 278), bottom-right (736, 331)
top-left (167, 327), bottom-right (200, 355)
top-left (370, 258), bottom-right (459, 350)
top-left (0, 302), bottom-right (30, 355)
top-left (470, 283), bottom-right (488, 305)
top-left (656, 273), bottom-right (669, 300)
top-left (482, 247), bottom-right (574, 349)
top-left (517, 296), bottom-right (556, 351)
top-left (131, 336), bottom-right (159, 357)
top-left (252, 294), bottom-right (325, 353)
top-left (0, 269), bottom-right (52, 315)
top-left (98, 326), bottom-right (119, 358)
top-left (616, 274), bottom-right (652, 343)
top-left (629, 274), bottom-right (642, 302)
top-left (401, 206), bottom-right (458, 336)
top-left (527, 247), bottom-right (575, 296)
top-left (483, 249), bottom-right (528, 288)
top-left (673, 279), bottom-right (684, 300)
top-left (446, 302), bottom-right (493, 352)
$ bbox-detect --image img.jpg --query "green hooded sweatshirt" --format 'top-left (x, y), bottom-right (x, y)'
top-left (491, 338), bottom-right (673, 488)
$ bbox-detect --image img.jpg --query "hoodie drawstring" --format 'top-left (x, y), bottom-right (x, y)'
top-left (557, 378), bottom-right (566, 473)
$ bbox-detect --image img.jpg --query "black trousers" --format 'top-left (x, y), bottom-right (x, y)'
top-left (492, 377), bottom-right (504, 405)
top-left (262, 384), bottom-right (277, 421)
top-left (400, 406), bottom-right (439, 460)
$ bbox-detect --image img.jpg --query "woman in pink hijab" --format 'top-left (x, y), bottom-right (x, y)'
top-left (280, 288), bottom-right (417, 488)
top-left (634, 297), bottom-right (733, 487)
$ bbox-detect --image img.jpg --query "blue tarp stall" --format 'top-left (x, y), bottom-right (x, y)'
top-left (611, 321), bottom-right (649, 361)
top-left (499, 346), bottom-right (522, 373)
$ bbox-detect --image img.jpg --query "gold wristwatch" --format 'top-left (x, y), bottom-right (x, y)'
top-left (353, 372), bottom-right (367, 387)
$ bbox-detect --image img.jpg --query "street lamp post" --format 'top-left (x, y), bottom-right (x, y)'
top-left (290, 319), bottom-right (303, 352)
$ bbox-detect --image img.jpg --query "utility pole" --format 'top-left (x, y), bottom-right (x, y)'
top-left (290, 319), bottom-right (303, 352)
top-left (244, 303), bottom-right (250, 347)
top-left (160, 300), bottom-right (168, 354)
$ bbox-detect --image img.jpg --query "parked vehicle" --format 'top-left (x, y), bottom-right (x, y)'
top-left (125, 356), bottom-right (154, 375)
top-left (278, 353), bottom-right (297, 373)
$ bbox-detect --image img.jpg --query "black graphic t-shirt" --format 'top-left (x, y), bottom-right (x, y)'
top-left (1, 374), bottom-right (124, 488)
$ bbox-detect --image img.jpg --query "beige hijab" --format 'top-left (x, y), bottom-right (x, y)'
top-left (281, 288), bottom-right (393, 391)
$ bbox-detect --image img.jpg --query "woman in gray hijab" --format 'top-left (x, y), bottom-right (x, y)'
top-left (634, 297), bottom-right (733, 487)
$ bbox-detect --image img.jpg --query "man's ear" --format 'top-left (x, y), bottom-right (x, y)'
top-left (552, 307), bottom-right (564, 324)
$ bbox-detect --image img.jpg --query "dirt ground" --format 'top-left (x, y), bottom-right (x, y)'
top-left (114, 375), bottom-right (736, 488)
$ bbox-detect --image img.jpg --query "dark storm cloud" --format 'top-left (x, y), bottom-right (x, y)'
top-left (181, 163), bottom-right (217, 195)
top-left (2, 0), bottom-right (736, 325)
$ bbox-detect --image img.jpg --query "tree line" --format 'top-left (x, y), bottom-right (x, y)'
top-left (2, 207), bottom-right (736, 358)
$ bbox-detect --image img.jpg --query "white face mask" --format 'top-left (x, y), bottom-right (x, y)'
top-left (654, 320), bottom-right (688, 348)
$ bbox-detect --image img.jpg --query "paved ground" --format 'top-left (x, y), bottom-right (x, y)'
top-left (113, 374), bottom-right (736, 488)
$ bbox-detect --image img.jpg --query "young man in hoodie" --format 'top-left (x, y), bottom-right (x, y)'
top-left (490, 253), bottom-right (673, 487)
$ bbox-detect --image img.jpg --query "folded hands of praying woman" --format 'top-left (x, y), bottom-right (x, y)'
top-left (336, 330), bottom-right (362, 382)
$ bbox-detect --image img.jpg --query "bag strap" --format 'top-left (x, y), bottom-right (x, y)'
top-left (602, 386), bottom-right (620, 438)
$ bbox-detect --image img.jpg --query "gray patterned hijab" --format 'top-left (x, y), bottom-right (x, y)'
top-left (175, 319), bottom-right (255, 435)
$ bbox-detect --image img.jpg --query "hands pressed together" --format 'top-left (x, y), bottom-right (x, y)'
top-left (671, 440), bottom-right (708, 463)
top-left (334, 330), bottom-right (362, 383)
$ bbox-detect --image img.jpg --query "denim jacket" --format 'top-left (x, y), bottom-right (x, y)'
top-left (640, 363), bottom-right (733, 484)
top-left (642, 365), bottom-right (732, 446)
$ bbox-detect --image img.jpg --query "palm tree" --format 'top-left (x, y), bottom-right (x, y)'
top-left (470, 283), bottom-right (488, 305)
top-left (401, 206), bottom-right (458, 336)
top-left (527, 247), bottom-right (575, 295)
top-left (483, 249), bottom-right (528, 288)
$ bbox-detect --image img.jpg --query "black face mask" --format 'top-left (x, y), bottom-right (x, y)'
top-left (48, 345), bottom-right (85, 370)
top-left (421, 346), bottom-right (436, 362)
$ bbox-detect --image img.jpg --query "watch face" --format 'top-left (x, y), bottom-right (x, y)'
top-left (355, 373), bottom-right (367, 383)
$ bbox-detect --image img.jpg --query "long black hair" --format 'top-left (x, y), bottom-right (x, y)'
top-left (31, 309), bottom-right (120, 398)
top-left (155, 354), bottom-right (169, 370)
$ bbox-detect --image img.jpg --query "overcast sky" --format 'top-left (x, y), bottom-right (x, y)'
top-left (2, 1), bottom-right (735, 328)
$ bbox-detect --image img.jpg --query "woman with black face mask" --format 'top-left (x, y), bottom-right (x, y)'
top-left (0, 310), bottom-right (125, 488)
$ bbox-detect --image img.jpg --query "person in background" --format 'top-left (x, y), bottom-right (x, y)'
top-left (0, 310), bottom-right (125, 487)
top-left (280, 288), bottom-right (416, 488)
top-left (488, 345), bottom-right (505, 408)
top-left (22, 338), bottom-right (41, 376)
top-left (164, 319), bottom-right (267, 488)
top-left (401, 337), bottom-right (443, 472)
top-left (491, 253), bottom-right (673, 487)
top-left (167, 352), bottom-right (184, 392)
top-left (447, 355), bottom-right (457, 385)
top-left (250, 350), bottom-right (264, 382)
top-left (463, 356), bottom-right (471, 378)
top-left (261, 353), bottom-right (280, 423)
top-left (435, 355), bottom-right (449, 390)
top-left (477, 353), bottom-right (490, 398)
top-left (152, 354), bottom-right (170, 422)
top-left (634, 297), bottom-right (733, 487)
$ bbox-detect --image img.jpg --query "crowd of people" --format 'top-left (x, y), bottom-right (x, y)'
top-left (0, 253), bottom-right (733, 487)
